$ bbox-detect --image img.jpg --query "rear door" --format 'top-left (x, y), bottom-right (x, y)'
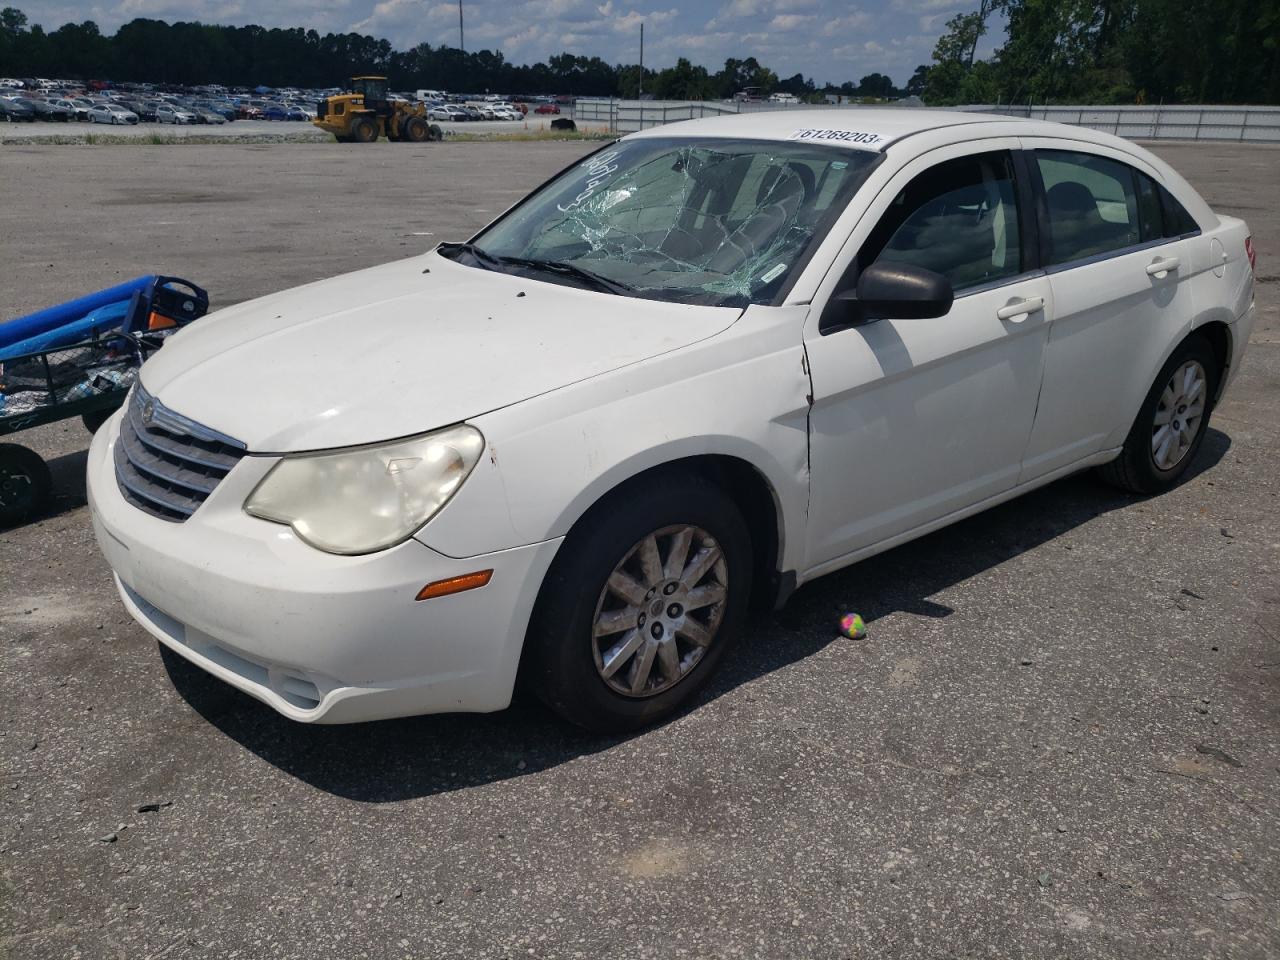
top-left (1017, 139), bottom-right (1200, 479)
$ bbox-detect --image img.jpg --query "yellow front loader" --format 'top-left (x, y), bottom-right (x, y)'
top-left (313, 76), bottom-right (442, 143)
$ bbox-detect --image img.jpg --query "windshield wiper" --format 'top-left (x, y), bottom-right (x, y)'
top-left (438, 243), bottom-right (633, 296)
top-left (436, 241), bottom-right (502, 267)
top-left (497, 256), bottom-right (634, 296)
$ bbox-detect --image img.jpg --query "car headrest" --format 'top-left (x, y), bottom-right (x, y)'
top-left (1046, 181), bottom-right (1099, 218)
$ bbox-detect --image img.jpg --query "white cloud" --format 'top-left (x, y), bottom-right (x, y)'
top-left (17, 0), bottom-right (958, 85)
top-left (820, 11), bottom-right (872, 36)
top-left (767, 13), bottom-right (815, 30)
top-left (613, 8), bottom-right (678, 32)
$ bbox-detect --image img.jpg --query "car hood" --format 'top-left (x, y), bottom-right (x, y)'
top-left (140, 251), bottom-right (742, 452)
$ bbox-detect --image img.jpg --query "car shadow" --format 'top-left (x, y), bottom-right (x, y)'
top-left (162, 428), bottom-right (1232, 802)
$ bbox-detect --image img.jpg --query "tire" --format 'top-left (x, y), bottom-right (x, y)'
top-left (524, 472), bottom-right (753, 732)
top-left (82, 407), bottom-right (115, 434)
top-left (351, 117), bottom-right (378, 143)
top-left (402, 116), bottom-right (429, 142)
top-left (1097, 334), bottom-right (1219, 494)
top-left (428, 123), bottom-right (443, 141)
top-left (0, 443), bottom-right (53, 527)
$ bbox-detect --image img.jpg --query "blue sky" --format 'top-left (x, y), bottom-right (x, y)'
top-left (15, 0), bottom-right (1004, 86)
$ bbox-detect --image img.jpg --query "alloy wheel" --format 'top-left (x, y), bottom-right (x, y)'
top-left (1151, 359), bottom-right (1207, 471)
top-left (591, 524), bottom-right (729, 698)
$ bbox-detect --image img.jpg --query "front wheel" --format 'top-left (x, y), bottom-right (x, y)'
top-left (402, 116), bottom-right (429, 142)
top-left (1098, 334), bottom-right (1219, 494)
top-left (524, 473), bottom-right (752, 732)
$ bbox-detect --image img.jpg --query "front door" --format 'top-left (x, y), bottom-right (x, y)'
top-left (804, 143), bottom-right (1051, 571)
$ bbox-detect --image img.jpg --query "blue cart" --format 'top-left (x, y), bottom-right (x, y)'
top-left (0, 276), bottom-right (209, 525)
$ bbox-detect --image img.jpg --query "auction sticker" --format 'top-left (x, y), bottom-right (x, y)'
top-left (787, 128), bottom-right (882, 146)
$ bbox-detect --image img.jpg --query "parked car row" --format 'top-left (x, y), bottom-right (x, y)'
top-left (0, 78), bottom-right (572, 126)
top-left (425, 100), bottom-right (524, 122)
top-left (0, 82), bottom-right (321, 125)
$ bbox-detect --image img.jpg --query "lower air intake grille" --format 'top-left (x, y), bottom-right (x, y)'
top-left (113, 384), bottom-right (246, 522)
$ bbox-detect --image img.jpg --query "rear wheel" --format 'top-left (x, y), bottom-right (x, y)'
top-left (1098, 334), bottom-right (1219, 494)
top-left (351, 117), bottom-right (378, 143)
top-left (402, 116), bottom-right (430, 142)
top-left (524, 473), bottom-right (752, 732)
top-left (0, 444), bottom-right (52, 527)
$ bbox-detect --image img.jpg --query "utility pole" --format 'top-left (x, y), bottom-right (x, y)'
top-left (637, 22), bottom-right (644, 99)
top-left (459, 0), bottom-right (464, 53)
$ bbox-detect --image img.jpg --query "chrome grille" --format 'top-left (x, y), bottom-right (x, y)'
top-left (114, 384), bottom-right (246, 522)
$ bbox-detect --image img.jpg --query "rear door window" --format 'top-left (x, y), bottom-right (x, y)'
top-left (1036, 150), bottom-right (1140, 265)
top-left (858, 150), bottom-right (1023, 292)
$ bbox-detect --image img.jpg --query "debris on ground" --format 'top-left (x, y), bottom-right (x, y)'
top-left (838, 613), bottom-right (867, 639)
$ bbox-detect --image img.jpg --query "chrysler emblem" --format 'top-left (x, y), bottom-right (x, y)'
top-left (142, 399), bottom-right (156, 425)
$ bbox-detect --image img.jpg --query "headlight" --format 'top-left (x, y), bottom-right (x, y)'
top-left (244, 425), bottom-right (484, 555)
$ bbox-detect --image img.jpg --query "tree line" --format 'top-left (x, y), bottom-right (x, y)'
top-left (0, 8), bottom-right (904, 100)
top-left (922, 0), bottom-right (1280, 104)
top-left (2, 3), bottom-right (1276, 104)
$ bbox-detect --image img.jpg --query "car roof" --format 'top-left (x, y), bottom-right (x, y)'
top-left (621, 105), bottom-right (1213, 224)
top-left (625, 107), bottom-right (1006, 151)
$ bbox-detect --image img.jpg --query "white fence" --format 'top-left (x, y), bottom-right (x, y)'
top-left (572, 98), bottom-right (1280, 142)
top-left (959, 103), bottom-right (1280, 142)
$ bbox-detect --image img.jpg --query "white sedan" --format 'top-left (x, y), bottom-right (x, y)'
top-left (426, 104), bottom-right (459, 122)
top-left (87, 110), bottom-right (1257, 731)
top-left (87, 103), bottom-right (138, 124)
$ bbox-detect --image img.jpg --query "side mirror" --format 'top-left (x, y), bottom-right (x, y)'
top-left (819, 261), bottom-right (954, 333)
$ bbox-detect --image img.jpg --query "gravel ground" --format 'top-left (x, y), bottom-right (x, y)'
top-left (1, 140), bottom-right (1278, 959)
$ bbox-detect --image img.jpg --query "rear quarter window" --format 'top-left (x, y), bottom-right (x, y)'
top-left (1158, 184), bottom-right (1200, 237)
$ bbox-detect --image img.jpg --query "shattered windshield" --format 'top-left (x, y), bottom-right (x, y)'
top-left (446, 137), bottom-right (878, 307)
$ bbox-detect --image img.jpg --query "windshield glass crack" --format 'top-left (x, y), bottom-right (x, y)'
top-left (451, 137), bottom-right (877, 308)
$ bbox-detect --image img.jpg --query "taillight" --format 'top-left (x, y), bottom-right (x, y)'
top-left (1245, 235), bottom-right (1256, 273)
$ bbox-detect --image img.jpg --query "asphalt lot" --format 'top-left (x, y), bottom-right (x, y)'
top-left (1, 139), bottom-right (1278, 959)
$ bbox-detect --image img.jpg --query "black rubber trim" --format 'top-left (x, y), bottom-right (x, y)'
top-left (1010, 149), bottom-right (1043, 272)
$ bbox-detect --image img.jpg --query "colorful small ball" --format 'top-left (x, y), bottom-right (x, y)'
top-left (839, 613), bottom-right (867, 639)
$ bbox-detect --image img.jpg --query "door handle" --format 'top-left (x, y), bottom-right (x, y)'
top-left (1146, 256), bottom-right (1180, 278)
top-left (996, 296), bottom-right (1045, 322)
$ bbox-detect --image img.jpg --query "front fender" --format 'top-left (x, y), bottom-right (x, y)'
top-left (417, 305), bottom-right (813, 574)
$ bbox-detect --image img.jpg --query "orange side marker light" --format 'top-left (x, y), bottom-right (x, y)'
top-left (415, 570), bottom-right (493, 601)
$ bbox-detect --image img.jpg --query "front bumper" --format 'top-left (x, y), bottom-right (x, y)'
top-left (87, 410), bottom-right (561, 723)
